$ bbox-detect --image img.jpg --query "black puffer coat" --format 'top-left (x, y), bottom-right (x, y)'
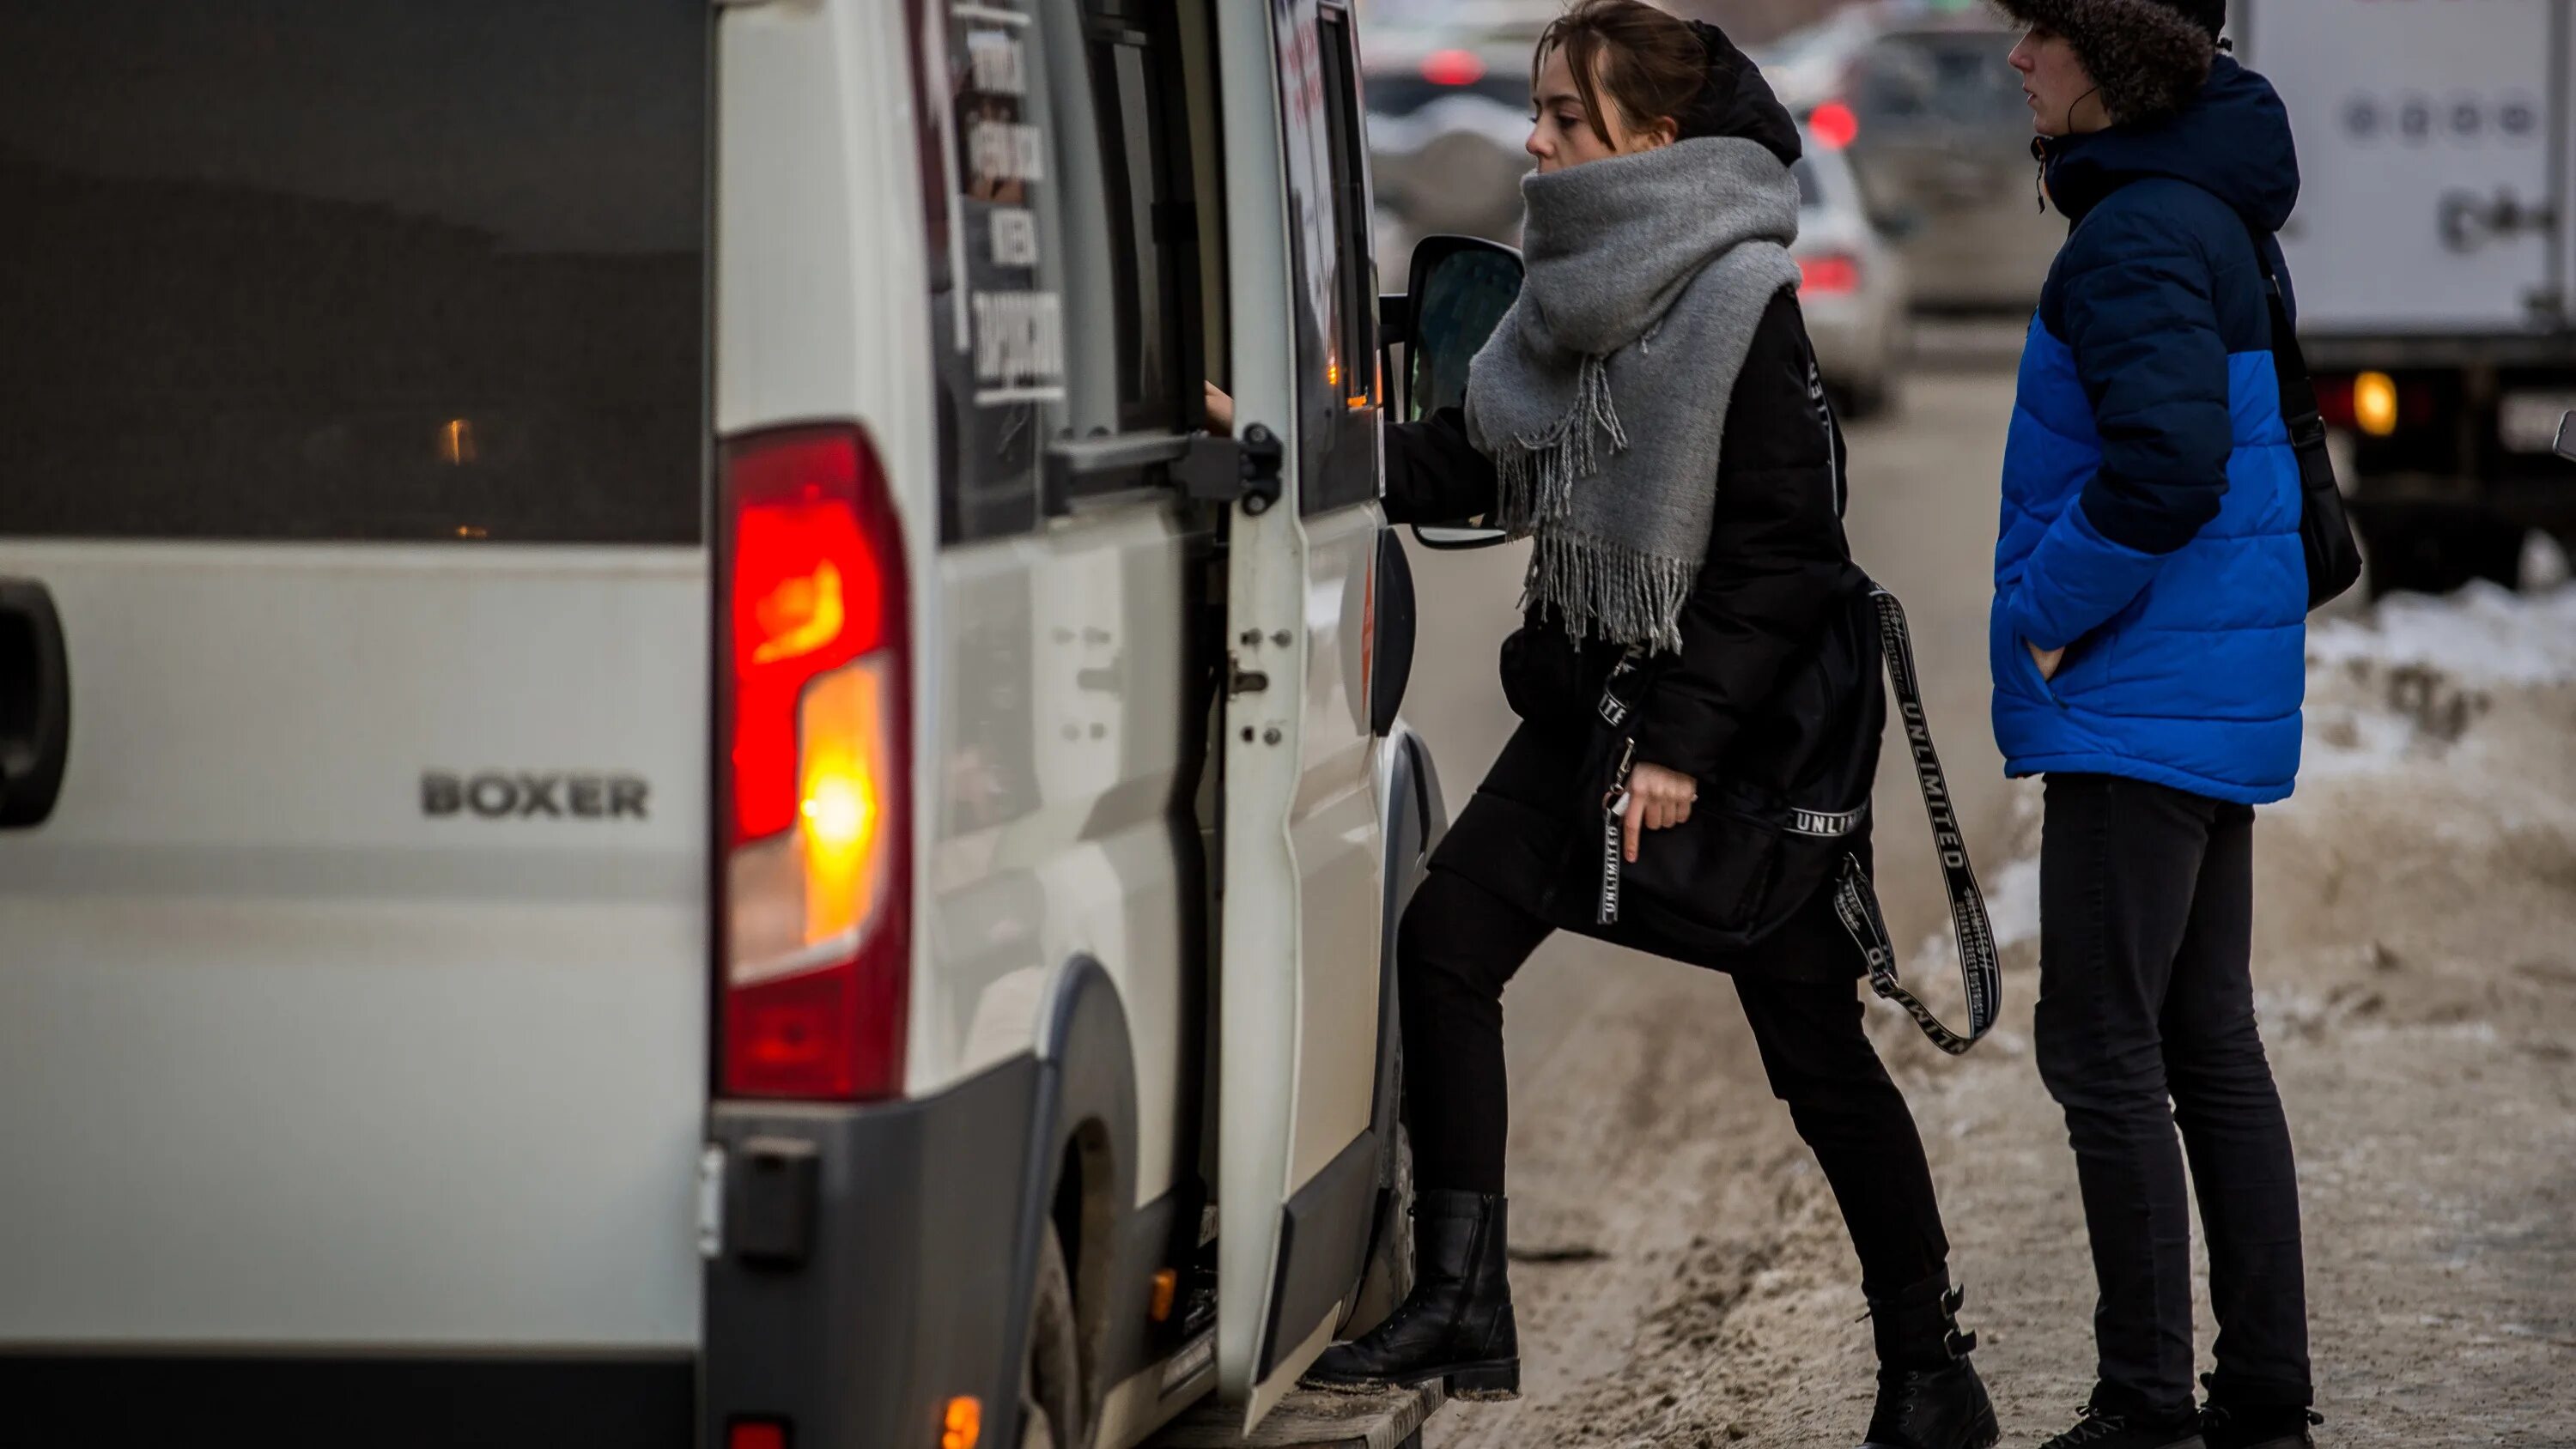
top-left (1386, 287), bottom-right (1869, 984)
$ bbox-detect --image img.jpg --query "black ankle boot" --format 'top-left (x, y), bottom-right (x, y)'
top-left (1303, 1189), bottom-right (1518, 1399)
top-left (1860, 1281), bottom-right (1998, 1449)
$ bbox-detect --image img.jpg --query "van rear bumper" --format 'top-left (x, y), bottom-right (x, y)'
top-left (702, 1054), bottom-right (1044, 1449)
top-left (0, 1350), bottom-right (691, 1449)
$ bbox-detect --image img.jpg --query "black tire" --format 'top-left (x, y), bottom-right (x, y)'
top-left (1018, 1231), bottom-right (1086, 1449)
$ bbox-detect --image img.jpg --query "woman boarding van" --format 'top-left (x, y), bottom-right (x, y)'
top-left (0, 2), bottom-right (1496, 1445)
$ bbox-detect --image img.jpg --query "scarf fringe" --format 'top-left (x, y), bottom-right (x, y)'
top-left (1520, 530), bottom-right (1699, 657)
top-left (1492, 354), bottom-right (1692, 652)
top-left (1493, 352), bottom-right (1626, 536)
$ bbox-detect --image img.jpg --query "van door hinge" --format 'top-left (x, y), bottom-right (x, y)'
top-left (1178, 425), bottom-right (1285, 515)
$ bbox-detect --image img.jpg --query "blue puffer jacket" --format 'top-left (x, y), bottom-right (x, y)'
top-left (1993, 57), bottom-right (2307, 805)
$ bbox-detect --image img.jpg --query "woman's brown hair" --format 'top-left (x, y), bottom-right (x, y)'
top-left (1533, 0), bottom-right (1710, 151)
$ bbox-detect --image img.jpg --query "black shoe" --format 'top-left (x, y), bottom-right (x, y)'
top-left (1302, 1189), bottom-right (1518, 1400)
top-left (2200, 1375), bottom-right (2322, 1449)
top-left (1861, 1282), bottom-right (1999, 1449)
top-left (1863, 1359), bottom-right (2000, 1449)
top-left (2033, 1404), bottom-right (2205, 1449)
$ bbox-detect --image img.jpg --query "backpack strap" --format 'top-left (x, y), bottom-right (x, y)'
top-left (1832, 587), bottom-right (2001, 1054)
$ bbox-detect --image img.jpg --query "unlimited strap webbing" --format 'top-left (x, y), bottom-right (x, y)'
top-left (1832, 587), bottom-right (2001, 1054)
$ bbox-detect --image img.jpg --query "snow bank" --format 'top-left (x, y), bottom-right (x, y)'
top-left (2306, 581), bottom-right (2576, 688)
top-left (1910, 584), bottom-right (2576, 979)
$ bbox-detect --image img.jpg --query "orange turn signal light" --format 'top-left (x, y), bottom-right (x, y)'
top-left (943, 1396), bottom-right (982, 1449)
top-left (1149, 1267), bottom-right (1179, 1323)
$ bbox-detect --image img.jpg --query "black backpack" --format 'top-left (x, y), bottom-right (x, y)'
top-left (1589, 579), bottom-right (2001, 1053)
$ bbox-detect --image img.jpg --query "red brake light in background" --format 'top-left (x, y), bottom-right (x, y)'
top-left (2315, 375), bottom-right (2358, 432)
top-left (1798, 254), bottom-right (1862, 296)
top-left (719, 427), bottom-right (912, 1102)
top-left (1421, 48), bottom-right (1485, 87)
top-left (1809, 100), bottom-right (1860, 150)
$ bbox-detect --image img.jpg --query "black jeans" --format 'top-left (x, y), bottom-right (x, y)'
top-left (2037, 773), bottom-right (2312, 1417)
top-left (1398, 865), bottom-right (1951, 1301)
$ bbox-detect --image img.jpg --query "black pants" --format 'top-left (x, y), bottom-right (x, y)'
top-left (1398, 865), bottom-right (1950, 1301)
top-left (2036, 773), bottom-right (2312, 1417)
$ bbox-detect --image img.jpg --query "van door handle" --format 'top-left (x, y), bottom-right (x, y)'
top-left (0, 578), bottom-right (71, 829)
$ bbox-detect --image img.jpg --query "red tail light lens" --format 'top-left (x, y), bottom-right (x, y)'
top-left (718, 427), bottom-right (911, 1101)
top-left (1421, 49), bottom-right (1485, 87)
top-left (1808, 100), bottom-right (1860, 150)
top-left (1798, 254), bottom-right (1862, 296)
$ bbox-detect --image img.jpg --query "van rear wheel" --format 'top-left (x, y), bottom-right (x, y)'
top-left (1019, 1231), bottom-right (1085, 1449)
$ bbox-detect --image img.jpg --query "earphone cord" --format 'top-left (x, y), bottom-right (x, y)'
top-left (2032, 84), bottom-right (2104, 211)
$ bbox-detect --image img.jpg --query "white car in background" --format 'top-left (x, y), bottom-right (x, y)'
top-left (1795, 131), bottom-right (1911, 418)
top-left (1760, 0), bottom-right (2058, 314)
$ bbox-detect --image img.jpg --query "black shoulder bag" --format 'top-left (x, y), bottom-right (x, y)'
top-left (2245, 221), bottom-right (2364, 609)
top-left (1591, 580), bottom-right (2001, 1054)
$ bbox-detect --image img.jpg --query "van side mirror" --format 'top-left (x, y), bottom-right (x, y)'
top-left (1403, 235), bottom-right (1524, 423)
top-left (1398, 235), bottom-right (1523, 550)
top-left (2556, 410), bottom-right (2575, 463)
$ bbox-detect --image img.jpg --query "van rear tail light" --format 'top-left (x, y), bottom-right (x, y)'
top-left (718, 427), bottom-right (912, 1101)
top-left (1798, 254), bottom-right (1862, 296)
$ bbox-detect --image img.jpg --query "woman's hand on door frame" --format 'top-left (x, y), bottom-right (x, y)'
top-left (1622, 761), bottom-right (1697, 864)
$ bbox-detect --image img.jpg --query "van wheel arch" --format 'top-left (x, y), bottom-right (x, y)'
top-left (1003, 957), bottom-right (1136, 1449)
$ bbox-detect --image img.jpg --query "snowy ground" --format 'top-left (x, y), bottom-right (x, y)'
top-left (1407, 373), bottom-right (2576, 1448)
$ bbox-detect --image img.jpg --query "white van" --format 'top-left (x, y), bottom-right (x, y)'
top-left (0, 3), bottom-right (1500, 1445)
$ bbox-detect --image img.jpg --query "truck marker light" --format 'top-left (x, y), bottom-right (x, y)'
top-left (1149, 1267), bottom-right (1180, 1322)
top-left (727, 1420), bottom-right (788, 1449)
top-left (943, 1396), bottom-right (983, 1449)
top-left (2354, 372), bottom-right (2400, 437)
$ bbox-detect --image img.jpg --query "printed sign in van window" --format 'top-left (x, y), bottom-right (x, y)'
top-left (914, 0), bottom-right (1068, 543)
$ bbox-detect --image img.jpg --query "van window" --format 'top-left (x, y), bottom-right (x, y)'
top-left (917, 0), bottom-right (1212, 543)
top-left (1298, 9), bottom-right (1382, 516)
top-left (0, 1), bottom-right (708, 545)
top-left (1080, 0), bottom-right (1205, 437)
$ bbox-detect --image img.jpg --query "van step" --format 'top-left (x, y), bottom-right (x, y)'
top-left (1145, 1380), bottom-right (1443, 1449)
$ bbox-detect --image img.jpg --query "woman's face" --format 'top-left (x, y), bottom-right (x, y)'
top-left (1525, 43), bottom-right (1677, 173)
top-left (2008, 25), bottom-right (2107, 136)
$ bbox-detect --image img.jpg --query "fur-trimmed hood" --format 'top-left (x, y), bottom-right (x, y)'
top-left (1994, 0), bottom-right (2219, 122)
top-left (2039, 56), bottom-right (2299, 228)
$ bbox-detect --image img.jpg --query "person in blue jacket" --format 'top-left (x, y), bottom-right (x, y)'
top-left (1990, 3), bottom-right (2320, 1447)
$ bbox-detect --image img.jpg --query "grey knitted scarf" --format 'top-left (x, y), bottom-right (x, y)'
top-left (1465, 136), bottom-right (1803, 653)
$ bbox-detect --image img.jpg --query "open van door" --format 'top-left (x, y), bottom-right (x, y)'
top-left (1210, 0), bottom-right (1397, 1427)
